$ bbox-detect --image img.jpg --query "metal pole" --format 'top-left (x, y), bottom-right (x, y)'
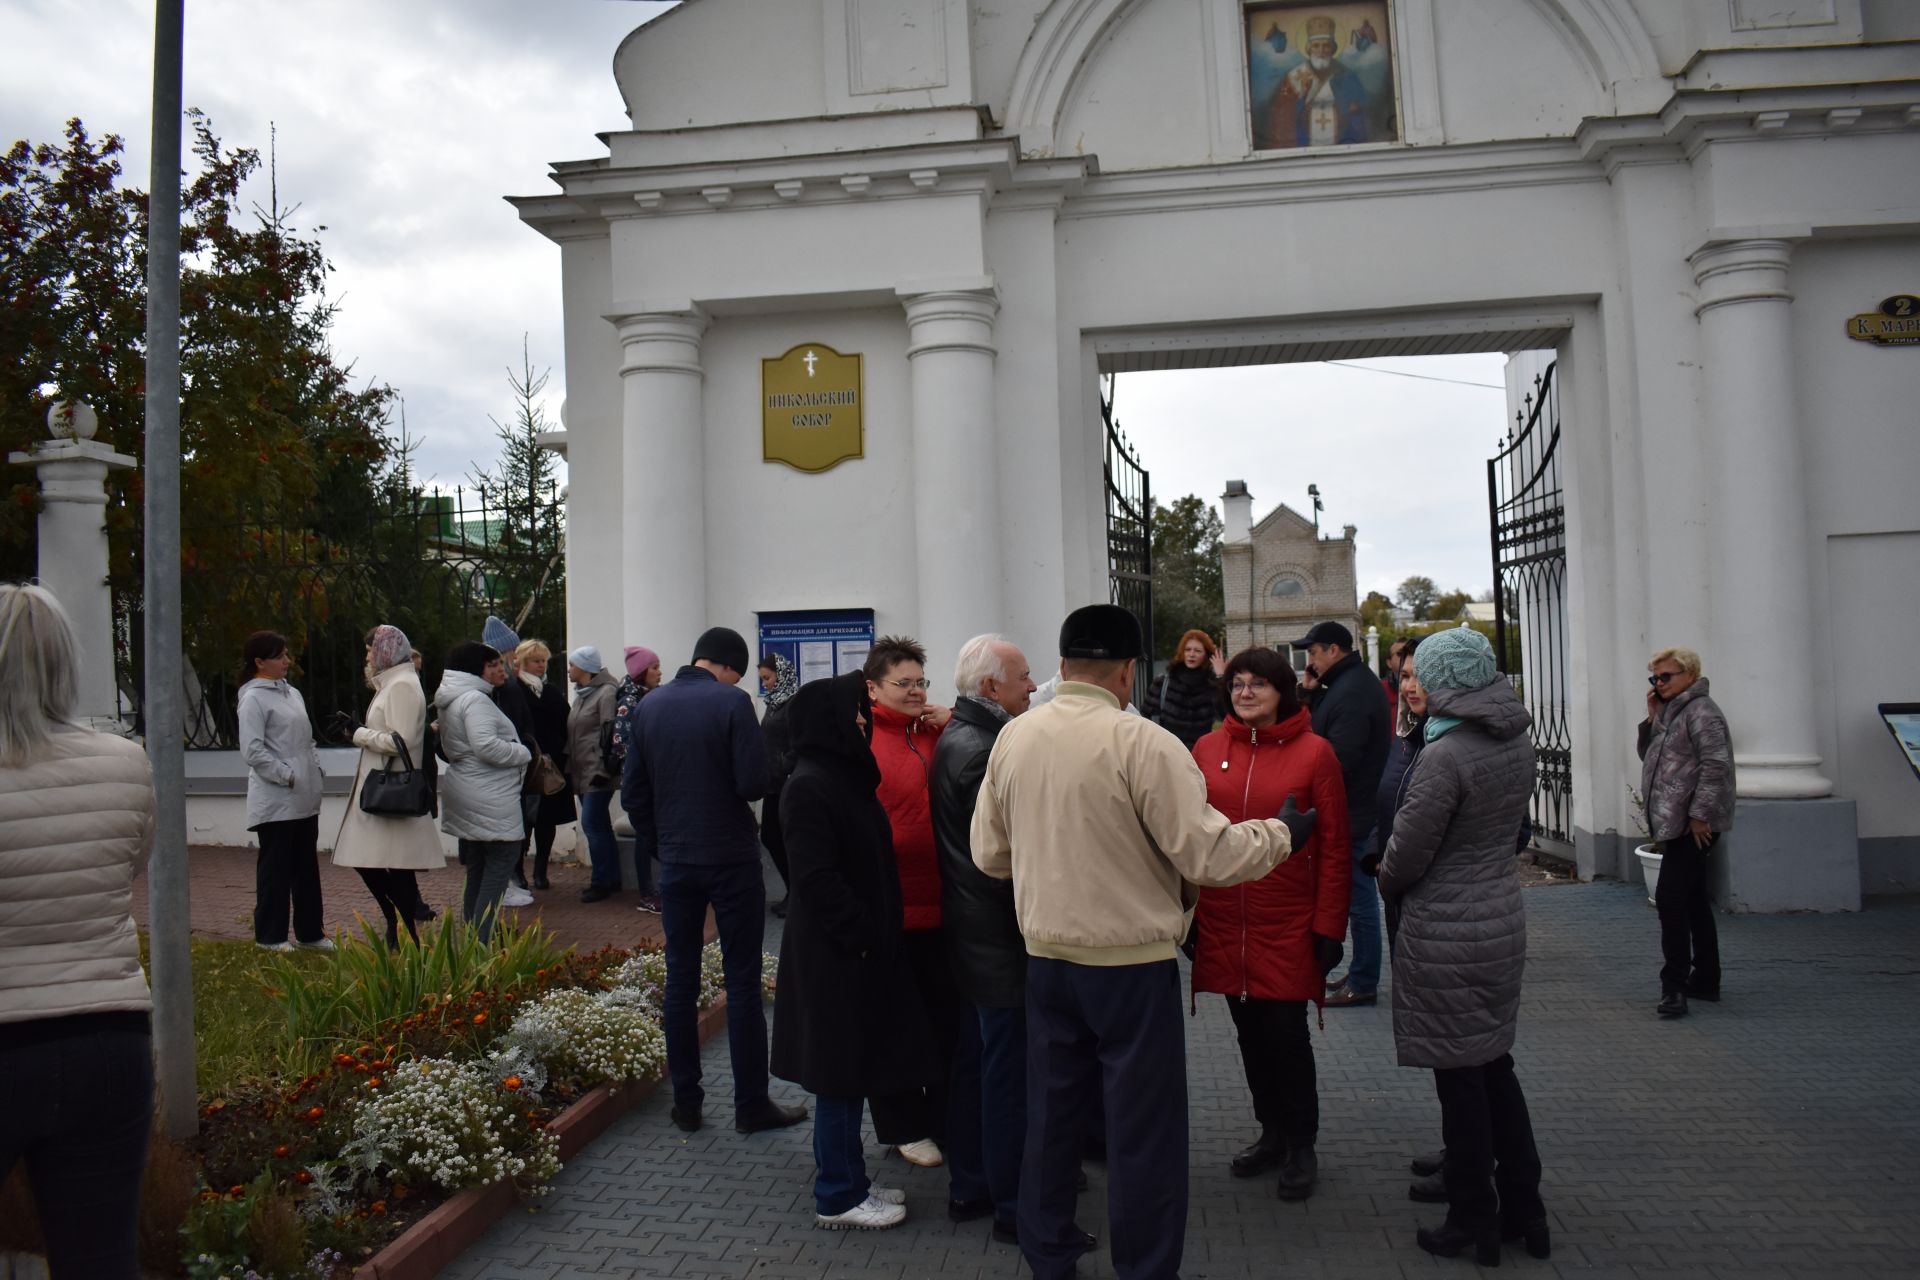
top-left (144, 0), bottom-right (195, 1141)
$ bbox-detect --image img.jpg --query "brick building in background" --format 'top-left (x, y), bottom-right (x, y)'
top-left (1219, 480), bottom-right (1359, 667)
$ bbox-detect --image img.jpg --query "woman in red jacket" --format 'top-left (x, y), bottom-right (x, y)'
top-left (862, 635), bottom-right (967, 1180)
top-left (1191, 647), bottom-right (1351, 1202)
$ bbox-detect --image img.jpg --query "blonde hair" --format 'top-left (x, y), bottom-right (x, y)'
top-left (515, 639), bottom-right (551, 666)
top-left (0, 584), bottom-right (82, 765)
top-left (1648, 646), bottom-right (1702, 677)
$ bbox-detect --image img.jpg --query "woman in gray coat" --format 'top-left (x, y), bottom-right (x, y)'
top-left (435, 642), bottom-right (532, 943)
top-left (1377, 627), bottom-right (1546, 1267)
top-left (1637, 645), bottom-right (1735, 1018)
top-left (237, 630), bottom-right (329, 952)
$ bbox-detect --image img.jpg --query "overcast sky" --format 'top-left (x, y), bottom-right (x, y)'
top-left (5, 0), bottom-right (1509, 600)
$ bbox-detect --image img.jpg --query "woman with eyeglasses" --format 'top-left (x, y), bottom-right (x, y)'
top-left (1637, 646), bottom-right (1735, 1019)
top-left (861, 635), bottom-right (959, 1174)
top-left (1189, 648), bottom-right (1350, 1201)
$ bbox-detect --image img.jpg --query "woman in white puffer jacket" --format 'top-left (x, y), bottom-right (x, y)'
top-left (435, 641), bottom-right (531, 942)
top-left (0, 584), bottom-right (155, 1277)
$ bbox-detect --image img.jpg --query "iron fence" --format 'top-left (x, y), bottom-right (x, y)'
top-left (110, 485), bottom-right (566, 748)
top-left (1102, 375), bottom-right (1155, 708)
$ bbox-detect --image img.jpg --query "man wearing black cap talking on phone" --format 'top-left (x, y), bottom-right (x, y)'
top-left (1292, 621), bottom-right (1393, 1007)
top-left (972, 604), bottom-right (1317, 1280)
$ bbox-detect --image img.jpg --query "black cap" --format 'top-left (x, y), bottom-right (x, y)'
top-left (1289, 621), bottom-right (1354, 652)
top-left (692, 626), bottom-right (751, 676)
top-left (1059, 604), bottom-right (1144, 660)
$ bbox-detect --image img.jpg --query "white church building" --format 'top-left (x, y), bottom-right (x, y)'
top-left (514, 0), bottom-right (1920, 908)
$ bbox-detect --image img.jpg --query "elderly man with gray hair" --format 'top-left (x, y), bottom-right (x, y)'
top-left (931, 634), bottom-right (1038, 1244)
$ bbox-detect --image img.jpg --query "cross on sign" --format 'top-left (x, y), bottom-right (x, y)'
top-left (803, 350), bottom-right (818, 377)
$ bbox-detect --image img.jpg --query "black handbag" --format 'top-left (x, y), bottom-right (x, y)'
top-left (358, 732), bottom-right (435, 818)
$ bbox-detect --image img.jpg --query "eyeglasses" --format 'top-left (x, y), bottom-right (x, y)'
top-left (1647, 672), bottom-right (1682, 686)
top-left (881, 677), bottom-right (931, 691)
top-left (1229, 680), bottom-right (1273, 694)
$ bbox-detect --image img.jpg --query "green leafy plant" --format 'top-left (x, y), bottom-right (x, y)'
top-left (265, 915), bottom-right (568, 1069)
top-left (181, 1171), bottom-right (310, 1280)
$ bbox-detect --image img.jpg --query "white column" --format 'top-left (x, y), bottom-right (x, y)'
top-left (611, 307), bottom-right (708, 662)
top-left (1688, 237), bottom-right (1830, 799)
top-left (9, 402), bottom-right (136, 725)
top-left (900, 286), bottom-right (1002, 670)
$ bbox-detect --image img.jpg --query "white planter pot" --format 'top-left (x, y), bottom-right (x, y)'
top-left (1636, 844), bottom-right (1663, 905)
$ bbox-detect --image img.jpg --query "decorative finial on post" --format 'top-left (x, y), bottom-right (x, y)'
top-left (47, 398), bottom-right (100, 441)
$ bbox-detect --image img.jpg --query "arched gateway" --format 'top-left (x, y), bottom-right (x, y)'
top-left (513, 0), bottom-right (1920, 906)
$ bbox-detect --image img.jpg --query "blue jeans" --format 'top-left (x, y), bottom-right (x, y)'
top-left (812, 1094), bottom-right (871, 1216)
top-left (1347, 823), bottom-right (1381, 994)
top-left (977, 1004), bottom-right (1028, 1225)
top-left (579, 790), bottom-right (619, 891)
top-left (658, 858), bottom-right (770, 1117)
top-left (946, 1003), bottom-right (990, 1206)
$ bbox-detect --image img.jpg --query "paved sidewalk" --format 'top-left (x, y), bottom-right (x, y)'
top-left (445, 880), bottom-right (1920, 1279)
top-left (135, 845), bottom-right (670, 952)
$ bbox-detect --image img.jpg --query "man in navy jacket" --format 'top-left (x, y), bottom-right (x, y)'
top-left (624, 625), bottom-right (804, 1134)
top-left (1293, 621), bottom-right (1392, 1007)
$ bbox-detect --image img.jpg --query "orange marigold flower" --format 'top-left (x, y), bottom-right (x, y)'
top-left (368, 1077), bottom-right (383, 1088)
top-left (503, 1075), bottom-right (523, 1090)
top-left (369, 1200), bottom-right (387, 1216)
top-left (273, 1145), bottom-right (291, 1158)
top-left (294, 1170), bottom-right (313, 1185)
top-left (228, 1185), bottom-right (245, 1198)
top-left (334, 1053), bottom-right (356, 1066)
top-left (472, 1012), bottom-right (487, 1025)
top-left (304, 1106), bottom-right (325, 1121)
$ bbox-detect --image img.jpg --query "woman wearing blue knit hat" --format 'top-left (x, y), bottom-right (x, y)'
top-left (1377, 626), bottom-right (1549, 1267)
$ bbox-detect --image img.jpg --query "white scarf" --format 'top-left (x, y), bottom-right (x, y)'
top-left (517, 670), bottom-right (544, 697)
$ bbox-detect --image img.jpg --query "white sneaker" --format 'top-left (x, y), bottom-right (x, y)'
top-left (255, 941), bottom-right (294, 954)
top-left (869, 1186), bottom-right (906, 1204)
top-left (293, 937), bottom-right (336, 952)
top-left (501, 885), bottom-right (535, 908)
top-left (895, 1139), bottom-right (944, 1168)
top-left (816, 1194), bottom-right (906, 1230)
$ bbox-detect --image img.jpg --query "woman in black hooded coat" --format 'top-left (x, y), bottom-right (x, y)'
top-left (770, 672), bottom-right (933, 1228)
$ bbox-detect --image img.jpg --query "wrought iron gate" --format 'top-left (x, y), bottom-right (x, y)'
top-left (1487, 361), bottom-right (1572, 849)
top-left (1102, 376), bottom-right (1154, 708)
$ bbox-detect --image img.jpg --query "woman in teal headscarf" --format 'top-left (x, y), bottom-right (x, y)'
top-left (1377, 627), bottom-right (1548, 1267)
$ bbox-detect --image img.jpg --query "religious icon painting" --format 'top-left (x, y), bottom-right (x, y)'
top-left (1245, 1), bottom-right (1399, 151)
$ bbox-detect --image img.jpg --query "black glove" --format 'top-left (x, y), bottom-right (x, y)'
top-left (326, 711), bottom-right (362, 741)
top-left (1277, 793), bottom-right (1318, 848)
top-left (1312, 934), bottom-right (1343, 979)
top-left (1359, 851), bottom-right (1383, 877)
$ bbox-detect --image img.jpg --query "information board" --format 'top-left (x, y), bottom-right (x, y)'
top-left (1878, 703), bottom-right (1920, 785)
top-left (758, 609), bottom-right (875, 689)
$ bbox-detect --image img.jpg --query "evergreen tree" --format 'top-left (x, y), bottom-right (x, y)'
top-left (466, 337), bottom-right (565, 633)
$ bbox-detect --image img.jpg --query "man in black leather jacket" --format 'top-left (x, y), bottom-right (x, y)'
top-left (930, 633), bottom-right (1038, 1245)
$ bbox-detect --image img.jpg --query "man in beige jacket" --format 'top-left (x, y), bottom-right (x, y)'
top-left (972, 604), bottom-right (1316, 1280)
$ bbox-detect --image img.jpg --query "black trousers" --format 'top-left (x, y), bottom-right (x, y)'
top-left (252, 815), bottom-right (323, 944)
top-left (1025, 957), bottom-right (1185, 1280)
top-left (761, 780), bottom-right (790, 889)
top-left (869, 929), bottom-right (962, 1147)
top-left (1226, 997), bottom-right (1317, 1146)
top-left (1657, 835), bottom-right (1720, 995)
top-left (0, 1016), bottom-right (153, 1279)
top-left (356, 867), bottom-right (423, 944)
top-left (1432, 1053), bottom-right (1544, 1235)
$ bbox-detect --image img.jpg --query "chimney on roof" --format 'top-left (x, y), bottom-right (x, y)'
top-left (1222, 480), bottom-right (1253, 542)
top-left (1341, 523), bottom-right (1357, 541)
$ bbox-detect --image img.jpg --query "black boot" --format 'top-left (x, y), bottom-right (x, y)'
top-left (1501, 1214), bottom-right (1551, 1260)
top-left (1417, 1222), bottom-right (1500, 1266)
top-left (532, 849), bottom-right (550, 891)
top-left (1657, 991), bottom-right (1688, 1018)
top-left (1275, 1145), bottom-right (1317, 1201)
top-left (1230, 1130), bottom-right (1285, 1179)
top-left (1408, 1168), bottom-right (1448, 1203)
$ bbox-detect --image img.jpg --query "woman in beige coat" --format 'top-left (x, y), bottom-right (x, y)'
top-left (334, 623), bottom-right (444, 946)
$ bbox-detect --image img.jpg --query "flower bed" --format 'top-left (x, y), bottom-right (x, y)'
top-left (0, 920), bottom-right (774, 1280)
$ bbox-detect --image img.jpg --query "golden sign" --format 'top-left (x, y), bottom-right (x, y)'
top-left (762, 343), bottom-right (864, 472)
top-left (1845, 294), bottom-right (1920, 347)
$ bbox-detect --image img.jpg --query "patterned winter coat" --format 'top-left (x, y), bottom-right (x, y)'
top-left (1376, 679), bottom-right (1535, 1070)
top-left (1636, 678), bottom-right (1736, 843)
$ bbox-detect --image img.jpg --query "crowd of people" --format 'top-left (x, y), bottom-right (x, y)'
top-left (0, 575), bottom-right (1743, 1279)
